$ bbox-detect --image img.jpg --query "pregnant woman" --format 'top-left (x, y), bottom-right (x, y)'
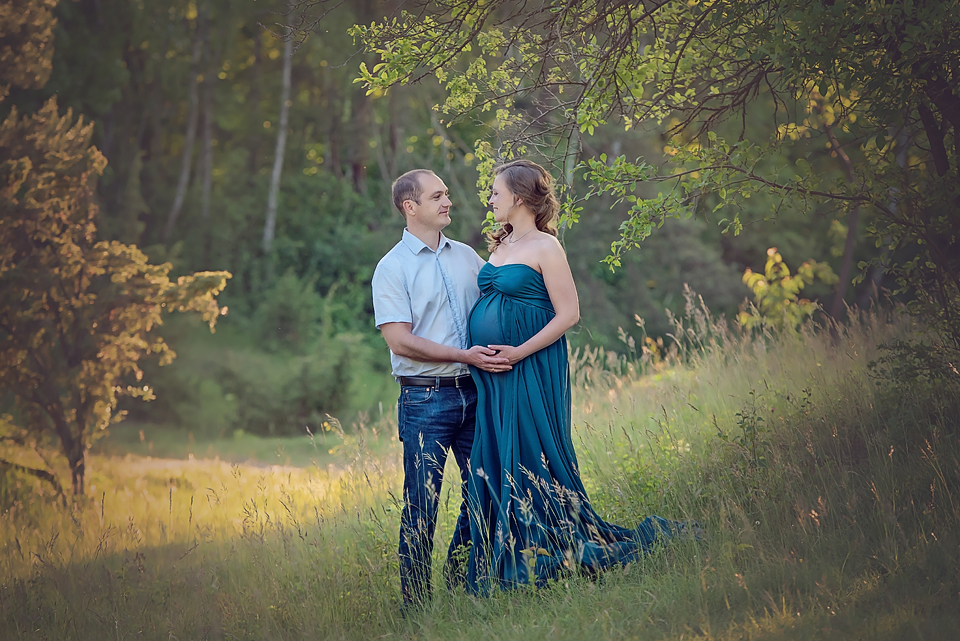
top-left (466, 160), bottom-right (681, 594)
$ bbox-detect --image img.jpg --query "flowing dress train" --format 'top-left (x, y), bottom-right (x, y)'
top-left (466, 262), bottom-right (677, 594)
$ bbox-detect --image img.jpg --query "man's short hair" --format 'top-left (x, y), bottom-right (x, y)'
top-left (392, 169), bottom-right (436, 216)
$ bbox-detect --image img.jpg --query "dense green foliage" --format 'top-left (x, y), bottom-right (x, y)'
top-left (0, 0), bottom-right (58, 100)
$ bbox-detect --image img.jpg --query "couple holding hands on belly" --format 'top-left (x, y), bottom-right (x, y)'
top-left (372, 160), bottom-right (685, 610)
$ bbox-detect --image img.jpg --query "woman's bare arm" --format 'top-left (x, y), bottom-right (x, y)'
top-left (487, 236), bottom-right (579, 363)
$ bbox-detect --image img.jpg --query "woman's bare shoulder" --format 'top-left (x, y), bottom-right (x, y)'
top-left (529, 233), bottom-right (567, 271)
top-left (534, 232), bottom-right (566, 253)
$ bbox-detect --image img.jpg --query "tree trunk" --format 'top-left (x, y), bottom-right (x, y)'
top-left (328, 114), bottom-right (343, 178)
top-left (350, 89), bottom-right (371, 195)
top-left (199, 20), bottom-right (218, 223)
top-left (262, 11), bottom-right (294, 254)
top-left (564, 126), bottom-right (580, 189)
top-left (247, 29), bottom-right (263, 179)
top-left (101, 104), bottom-right (115, 162)
top-left (324, 62), bottom-right (343, 178)
top-left (41, 395), bottom-right (84, 496)
top-left (829, 204), bottom-right (859, 320)
top-left (163, 8), bottom-right (207, 242)
top-left (349, 0), bottom-right (374, 195)
top-left (372, 124), bottom-right (392, 191)
top-left (69, 449), bottom-right (85, 496)
top-left (387, 88), bottom-right (399, 178)
top-left (917, 102), bottom-right (950, 178)
top-left (824, 118), bottom-right (858, 321)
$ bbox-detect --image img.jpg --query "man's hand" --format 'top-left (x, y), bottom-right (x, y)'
top-left (462, 345), bottom-right (512, 373)
top-left (381, 322), bottom-right (512, 372)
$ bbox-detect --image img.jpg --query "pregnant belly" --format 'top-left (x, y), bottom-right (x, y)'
top-left (469, 295), bottom-right (507, 347)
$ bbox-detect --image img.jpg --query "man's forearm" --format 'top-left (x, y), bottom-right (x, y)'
top-left (388, 332), bottom-right (465, 364)
top-left (380, 323), bottom-right (510, 372)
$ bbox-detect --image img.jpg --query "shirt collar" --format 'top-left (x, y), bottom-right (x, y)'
top-left (402, 228), bottom-right (451, 254)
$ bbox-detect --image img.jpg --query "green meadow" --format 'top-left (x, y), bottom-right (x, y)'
top-left (2, 307), bottom-right (958, 640)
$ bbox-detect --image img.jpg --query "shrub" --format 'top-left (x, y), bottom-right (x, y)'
top-left (129, 329), bottom-right (361, 437)
top-left (252, 269), bottom-right (325, 353)
top-left (738, 247), bottom-right (837, 333)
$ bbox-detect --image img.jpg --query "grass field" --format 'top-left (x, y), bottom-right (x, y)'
top-left (2, 305), bottom-right (958, 640)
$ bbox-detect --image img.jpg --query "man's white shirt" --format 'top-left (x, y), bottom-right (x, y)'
top-left (372, 229), bottom-right (485, 378)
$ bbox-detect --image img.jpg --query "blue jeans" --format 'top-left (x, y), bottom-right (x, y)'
top-left (397, 383), bottom-right (477, 607)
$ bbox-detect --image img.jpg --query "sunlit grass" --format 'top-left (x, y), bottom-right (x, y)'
top-left (2, 301), bottom-right (959, 640)
top-left (91, 412), bottom-right (397, 468)
top-left (2, 420), bottom-right (404, 638)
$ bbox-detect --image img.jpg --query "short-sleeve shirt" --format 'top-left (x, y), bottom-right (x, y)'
top-left (372, 229), bottom-right (486, 378)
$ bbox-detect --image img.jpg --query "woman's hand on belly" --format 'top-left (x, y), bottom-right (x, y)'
top-left (486, 343), bottom-right (528, 366)
top-left (464, 345), bottom-right (513, 372)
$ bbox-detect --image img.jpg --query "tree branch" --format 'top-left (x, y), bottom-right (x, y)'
top-left (0, 458), bottom-right (65, 504)
top-left (917, 101), bottom-right (950, 177)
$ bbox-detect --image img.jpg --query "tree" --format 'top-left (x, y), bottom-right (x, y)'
top-left (263, 8), bottom-right (295, 254)
top-left (1, 1), bottom-right (231, 496)
top-left (199, 2), bottom-right (220, 225)
top-left (341, 0), bottom-right (960, 349)
top-left (0, 99), bottom-right (231, 496)
top-left (164, 0), bottom-right (209, 242)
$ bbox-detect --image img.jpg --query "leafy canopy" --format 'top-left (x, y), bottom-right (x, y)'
top-left (345, 0), bottom-right (960, 347)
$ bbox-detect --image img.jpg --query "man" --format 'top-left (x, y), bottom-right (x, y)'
top-left (372, 169), bottom-right (510, 609)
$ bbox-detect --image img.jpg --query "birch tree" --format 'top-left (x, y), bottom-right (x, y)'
top-left (262, 9), bottom-right (295, 254)
top-left (164, 1), bottom-right (209, 242)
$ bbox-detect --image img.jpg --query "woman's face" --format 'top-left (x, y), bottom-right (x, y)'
top-left (489, 173), bottom-right (516, 224)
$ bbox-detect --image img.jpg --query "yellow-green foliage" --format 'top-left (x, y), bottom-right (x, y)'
top-left (1, 308), bottom-right (959, 640)
top-left (738, 247), bottom-right (838, 333)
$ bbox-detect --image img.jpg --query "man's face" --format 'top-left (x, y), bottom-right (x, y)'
top-left (407, 173), bottom-right (452, 230)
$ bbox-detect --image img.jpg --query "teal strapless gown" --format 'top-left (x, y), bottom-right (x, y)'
top-left (466, 262), bottom-right (677, 593)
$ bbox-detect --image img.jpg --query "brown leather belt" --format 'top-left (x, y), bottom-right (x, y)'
top-left (397, 374), bottom-right (474, 388)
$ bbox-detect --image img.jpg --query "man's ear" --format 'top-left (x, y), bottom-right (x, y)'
top-left (403, 199), bottom-right (416, 218)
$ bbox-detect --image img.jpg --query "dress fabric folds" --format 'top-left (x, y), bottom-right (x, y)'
top-left (466, 262), bottom-right (675, 594)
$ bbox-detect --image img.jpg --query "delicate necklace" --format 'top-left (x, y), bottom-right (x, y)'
top-left (507, 227), bottom-right (536, 244)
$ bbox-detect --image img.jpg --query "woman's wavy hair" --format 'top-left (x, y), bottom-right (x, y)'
top-left (487, 159), bottom-right (559, 252)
